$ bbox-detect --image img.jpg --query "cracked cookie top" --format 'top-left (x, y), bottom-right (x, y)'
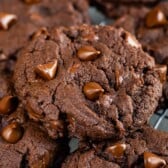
top-left (62, 126), bottom-right (168, 168)
top-left (0, 0), bottom-right (89, 63)
top-left (14, 25), bottom-right (163, 140)
top-left (0, 107), bottom-right (60, 168)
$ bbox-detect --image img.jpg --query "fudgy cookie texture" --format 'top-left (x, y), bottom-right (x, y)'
top-left (113, 2), bottom-right (168, 65)
top-left (96, 0), bottom-right (160, 3)
top-left (0, 100), bottom-right (70, 168)
top-left (90, 0), bottom-right (159, 18)
top-left (62, 126), bottom-right (168, 168)
top-left (14, 25), bottom-right (163, 140)
top-left (0, 71), bottom-right (69, 167)
top-left (113, 2), bottom-right (168, 106)
top-left (0, 0), bottom-right (89, 73)
top-left (0, 106), bottom-right (62, 168)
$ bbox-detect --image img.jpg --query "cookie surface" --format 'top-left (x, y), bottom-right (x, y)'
top-left (0, 0), bottom-right (89, 66)
top-left (0, 73), bottom-right (68, 167)
top-left (62, 126), bottom-right (168, 168)
top-left (90, 0), bottom-right (158, 18)
top-left (0, 107), bottom-right (61, 168)
top-left (113, 2), bottom-right (168, 64)
top-left (14, 25), bottom-right (163, 140)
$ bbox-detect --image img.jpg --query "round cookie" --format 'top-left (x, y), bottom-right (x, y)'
top-left (90, 0), bottom-right (158, 18)
top-left (62, 126), bottom-right (168, 168)
top-left (113, 1), bottom-right (168, 65)
top-left (14, 25), bottom-right (163, 140)
top-left (100, 0), bottom-right (160, 3)
top-left (113, 2), bottom-right (168, 106)
top-left (0, 105), bottom-right (68, 168)
top-left (0, 0), bottom-right (89, 70)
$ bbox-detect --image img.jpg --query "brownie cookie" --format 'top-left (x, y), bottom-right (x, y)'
top-left (113, 2), bottom-right (168, 105)
top-left (62, 126), bottom-right (168, 168)
top-left (113, 2), bottom-right (168, 65)
top-left (90, 0), bottom-right (157, 18)
top-left (0, 0), bottom-right (89, 72)
top-left (0, 103), bottom-right (68, 168)
top-left (14, 25), bottom-right (163, 140)
top-left (93, 0), bottom-right (160, 3)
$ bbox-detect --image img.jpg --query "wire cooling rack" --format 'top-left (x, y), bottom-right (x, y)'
top-left (150, 109), bottom-right (168, 131)
top-left (89, 7), bottom-right (168, 132)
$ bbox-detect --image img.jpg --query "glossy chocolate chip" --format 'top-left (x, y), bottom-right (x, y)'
top-left (144, 152), bottom-right (166, 168)
top-left (0, 13), bottom-right (17, 30)
top-left (146, 8), bottom-right (167, 28)
top-left (0, 96), bottom-right (19, 115)
top-left (23, 0), bottom-right (41, 4)
top-left (83, 82), bottom-right (104, 100)
top-left (121, 31), bottom-right (140, 48)
top-left (77, 46), bottom-right (101, 61)
top-left (1, 122), bottom-right (24, 144)
top-left (68, 63), bottom-right (80, 73)
top-left (31, 27), bottom-right (49, 40)
top-left (49, 120), bottom-right (64, 130)
top-left (67, 114), bottom-right (76, 128)
top-left (82, 32), bottom-right (99, 41)
top-left (106, 143), bottom-right (126, 158)
top-left (0, 50), bottom-right (7, 61)
top-left (115, 68), bottom-right (123, 90)
top-left (27, 104), bottom-right (44, 120)
top-left (154, 64), bottom-right (167, 83)
top-left (35, 59), bottom-right (58, 80)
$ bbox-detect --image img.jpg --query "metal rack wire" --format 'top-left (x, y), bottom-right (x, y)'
top-left (150, 109), bottom-right (168, 131)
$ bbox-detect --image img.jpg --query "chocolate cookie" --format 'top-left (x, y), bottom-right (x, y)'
top-left (113, 2), bottom-right (168, 106)
top-left (113, 2), bottom-right (168, 65)
top-left (96, 0), bottom-right (160, 3)
top-left (90, 0), bottom-right (158, 18)
top-left (14, 25), bottom-right (163, 140)
top-left (0, 72), bottom-right (68, 167)
top-left (0, 103), bottom-right (69, 168)
top-left (0, 0), bottom-right (89, 72)
top-left (62, 126), bottom-right (168, 168)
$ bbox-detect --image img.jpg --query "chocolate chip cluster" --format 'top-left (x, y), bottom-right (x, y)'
top-left (0, 0), bottom-right (168, 168)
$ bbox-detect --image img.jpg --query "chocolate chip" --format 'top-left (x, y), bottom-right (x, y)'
top-left (146, 8), bottom-right (167, 28)
top-left (83, 82), bottom-right (104, 100)
top-left (27, 104), bottom-right (44, 120)
top-left (0, 50), bottom-right (7, 62)
top-left (0, 96), bottom-right (19, 115)
top-left (115, 67), bottom-right (123, 90)
top-left (68, 63), bottom-right (80, 73)
top-left (1, 122), bottom-right (24, 144)
top-left (48, 120), bottom-right (64, 130)
top-left (82, 32), bottom-right (99, 41)
top-left (154, 64), bottom-right (167, 83)
top-left (0, 13), bottom-right (17, 30)
top-left (67, 114), bottom-right (76, 128)
top-left (31, 27), bottom-right (49, 40)
top-left (144, 152), bottom-right (166, 168)
top-left (121, 31), bottom-right (140, 48)
top-left (77, 46), bottom-right (101, 61)
top-left (106, 143), bottom-right (126, 158)
top-left (23, 0), bottom-right (41, 4)
top-left (35, 59), bottom-right (58, 80)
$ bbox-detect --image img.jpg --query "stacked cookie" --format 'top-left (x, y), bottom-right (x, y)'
top-left (0, 0), bottom-right (168, 167)
top-left (0, 0), bottom-right (89, 167)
